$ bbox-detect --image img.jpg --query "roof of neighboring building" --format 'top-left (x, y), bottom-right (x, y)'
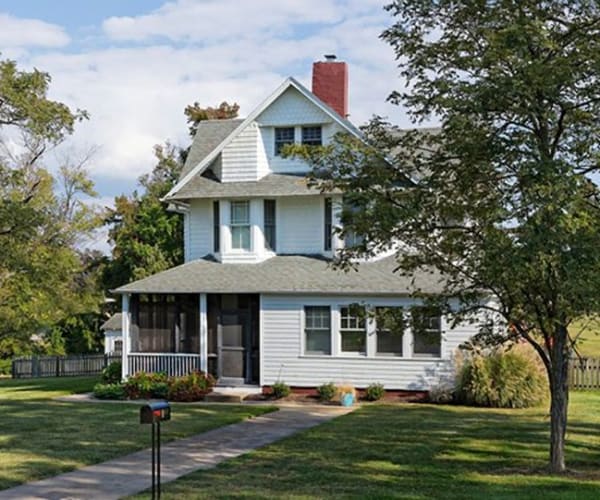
top-left (169, 172), bottom-right (339, 201)
top-left (114, 255), bottom-right (445, 296)
top-left (100, 313), bottom-right (122, 331)
top-left (180, 119), bottom-right (244, 179)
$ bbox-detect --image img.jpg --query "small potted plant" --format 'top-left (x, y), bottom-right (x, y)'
top-left (336, 383), bottom-right (356, 407)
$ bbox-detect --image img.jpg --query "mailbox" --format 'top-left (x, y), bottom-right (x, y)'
top-left (140, 401), bottom-right (171, 424)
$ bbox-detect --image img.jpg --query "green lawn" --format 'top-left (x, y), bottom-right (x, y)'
top-left (0, 376), bottom-right (274, 490)
top-left (131, 392), bottom-right (600, 499)
top-left (575, 318), bottom-right (600, 357)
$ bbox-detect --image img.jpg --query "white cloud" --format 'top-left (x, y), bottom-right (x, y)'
top-left (0, 13), bottom-right (69, 48)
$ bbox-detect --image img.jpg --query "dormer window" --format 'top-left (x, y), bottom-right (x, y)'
top-left (302, 126), bottom-right (322, 146)
top-left (231, 201), bottom-right (251, 250)
top-left (274, 127), bottom-right (295, 156)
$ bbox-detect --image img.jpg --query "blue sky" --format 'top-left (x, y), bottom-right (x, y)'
top-left (0, 0), bottom-right (410, 251)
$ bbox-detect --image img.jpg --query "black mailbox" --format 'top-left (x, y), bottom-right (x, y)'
top-left (140, 401), bottom-right (171, 424)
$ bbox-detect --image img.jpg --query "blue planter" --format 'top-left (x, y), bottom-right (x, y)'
top-left (341, 392), bottom-right (355, 407)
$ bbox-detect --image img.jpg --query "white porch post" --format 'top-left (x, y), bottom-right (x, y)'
top-left (365, 305), bottom-right (377, 357)
top-left (331, 196), bottom-right (344, 255)
top-left (121, 294), bottom-right (131, 379)
top-left (199, 293), bottom-right (208, 372)
top-left (403, 309), bottom-right (414, 358)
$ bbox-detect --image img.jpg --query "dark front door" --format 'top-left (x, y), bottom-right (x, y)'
top-left (218, 310), bottom-right (250, 384)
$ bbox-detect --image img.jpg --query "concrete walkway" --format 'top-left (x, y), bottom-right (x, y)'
top-left (0, 405), bottom-right (353, 500)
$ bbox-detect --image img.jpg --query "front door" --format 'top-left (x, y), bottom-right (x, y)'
top-left (218, 311), bottom-right (250, 385)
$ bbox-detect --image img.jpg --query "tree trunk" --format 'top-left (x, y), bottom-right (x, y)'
top-left (548, 325), bottom-right (570, 473)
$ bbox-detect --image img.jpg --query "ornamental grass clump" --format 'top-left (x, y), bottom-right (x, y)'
top-left (456, 344), bottom-right (547, 408)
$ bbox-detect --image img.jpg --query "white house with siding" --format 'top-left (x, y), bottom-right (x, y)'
top-left (115, 57), bottom-right (484, 392)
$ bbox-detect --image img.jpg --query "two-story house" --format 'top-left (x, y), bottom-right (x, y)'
top-left (115, 57), bottom-right (485, 392)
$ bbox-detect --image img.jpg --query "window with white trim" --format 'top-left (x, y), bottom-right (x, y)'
top-left (304, 306), bottom-right (331, 355)
top-left (302, 126), bottom-right (322, 146)
top-left (213, 201), bottom-right (220, 253)
top-left (411, 307), bottom-right (442, 358)
top-left (340, 304), bottom-right (366, 354)
top-left (375, 307), bottom-right (405, 356)
top-left (264, 199), bottom-right (276, 251)
top-left (230, 201), bottom-right (251, 250)
top-left (274, 127), bottom-right (294, 156)
top-left (324, 197), bottom-right (332, 251)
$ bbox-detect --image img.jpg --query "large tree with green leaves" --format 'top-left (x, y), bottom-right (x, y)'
top-left (301, 1), bottom-right (600, 473)
top-left (0, 58), bottom-right (102, 356)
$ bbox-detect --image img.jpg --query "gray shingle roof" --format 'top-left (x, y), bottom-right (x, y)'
top-left (114, 255), bottom-right (445, 296)
top-left (169, 172), bottom-right (339, 201)
top-left (100, 313), bottom-right (122, 331)
top-left (181, 119), bottom-right (243, 179)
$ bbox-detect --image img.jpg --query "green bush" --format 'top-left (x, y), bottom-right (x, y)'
top-left (168, 371), bottom-right (216, 402)
top-left (101, 361), bottom-right (122, 384)
top-left (456, 345), bottom-right (547, 408)
top-left (124, 371), bottom-right (169, 399)
top-left (317, 382), bottom-right (336, 401)
top-left (93, 383), bottom-right (126, 400)
top-left (271, 381), bottom-right (291, 399)
top-left (0, 359), bottom-right (11, 376)
top-left (364, 382), bottom-right (385, 401)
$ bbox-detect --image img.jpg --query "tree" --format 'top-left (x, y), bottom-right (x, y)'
top-left (300, 1), bottom-right (600, 473)
top-left (103, 102), bottom-right (240, 290)
top-left (0, 58), bottom-right (102, 356)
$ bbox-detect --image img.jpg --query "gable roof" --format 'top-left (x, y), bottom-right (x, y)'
top-left (165, 77), bottom-right (363, 201)
top-left (114, 255), bottom-right (445, 296)
top-left (100, 313), bottom-right (122, 331)
top-left (180, 119), bottom-right (243, 179)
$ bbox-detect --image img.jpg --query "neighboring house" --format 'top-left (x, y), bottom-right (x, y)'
top-left (101, 314), bottom-right (123, 355)
top-left (115, 56), bottom-right (487, 391)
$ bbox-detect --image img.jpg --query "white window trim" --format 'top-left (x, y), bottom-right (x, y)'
top-left (338, 304), bottom-right (367, 356)
top-left (230, 200), bottom-right (251, 251)
top-left (301, 305), bottom-right (333, 357)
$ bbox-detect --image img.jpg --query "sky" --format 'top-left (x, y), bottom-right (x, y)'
top-left (0, 0), bottom-right (412, 252)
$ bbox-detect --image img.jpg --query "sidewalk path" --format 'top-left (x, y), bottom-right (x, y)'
top-left (0, 405), bottom-right (352, 500)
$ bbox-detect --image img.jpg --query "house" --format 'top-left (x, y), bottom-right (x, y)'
top-left (100, 313), bottom-right (123, 355)
top-left (114, 56), bottom-right (487, 392)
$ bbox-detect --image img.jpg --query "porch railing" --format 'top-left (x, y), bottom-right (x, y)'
top-left (128, 353), bottom-right (202, 377)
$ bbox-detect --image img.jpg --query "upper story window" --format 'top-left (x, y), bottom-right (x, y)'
top-left (412, 307), bottom-right (442, 358)
top-left (213, 201), bottom-right (220, 253)
top-left (302, 126), bottom-right (322, 146)
top-left (324, 198), bottom-right (332, 252)
top-left (340, 304), bottom-right (366, 354)
top-left (274, 127), bottom-right (295, 156)
top-left (264, 199), bottom-right (276, 251)
top-left (304, 306), bottom-right (331, 355)
top-left (343, 197), bottom-right (365, 249)
top-left (230, 201), bottom-right (251, 250)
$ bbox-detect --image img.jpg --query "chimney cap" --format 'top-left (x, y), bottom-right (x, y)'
top-left (324, 54), bottom-right (337, 61)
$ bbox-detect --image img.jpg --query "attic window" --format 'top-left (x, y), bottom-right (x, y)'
top-left (302, 126), bottom-right (322, 146)
top-left (274, 127), bottom-right (294, 156)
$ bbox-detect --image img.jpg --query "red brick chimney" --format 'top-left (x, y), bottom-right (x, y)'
top-left (312, 55), bottom-right (348, 118)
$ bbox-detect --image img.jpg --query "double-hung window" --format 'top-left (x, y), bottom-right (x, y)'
top-left (340, 304), bottom-right (366, 354)
top-left (230, 201), bottom-right (251, 250)
top-left (375, 307), bottom-right (405, 356)
top-left (343, 197), bottom-right (364, 248)
top-left (304, 306), bottom-right (331, 355)
top-left (213, 201), bottom-right (220, 253)
top-left (264, 199), bottom-right (276, 251)
top-left (412, 307), bottom-right (442, 358)
top-left (324, 198), bottom-right (332, 251)
top-left (274, 127), bottom-right (295, 156)
top-left (302, 126), bottom-right (322, 146)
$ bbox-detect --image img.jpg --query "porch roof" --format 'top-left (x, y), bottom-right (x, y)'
top-left (113, 255), bottom-right (445, 296)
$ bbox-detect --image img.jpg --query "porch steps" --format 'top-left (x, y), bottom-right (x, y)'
top-left (205, 385), bottom-right (262, 403)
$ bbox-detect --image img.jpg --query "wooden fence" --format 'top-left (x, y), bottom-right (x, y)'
top-left (569, 357), bottom-right (600, 390)
top-left (11, 354), bottom-right (121, 379)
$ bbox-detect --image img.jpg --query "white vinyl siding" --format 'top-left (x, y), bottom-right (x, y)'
top-left (187, 199), bottom-right (211, 260)
top-left (221, 123), bottom-right (259, 182)
top-left (278, 196), bottom-right (323, 254)
top-left (261, 295), bottom-right (483, 390)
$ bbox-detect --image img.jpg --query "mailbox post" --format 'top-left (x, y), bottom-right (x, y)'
top-left (140, 402), bottom-right (171, 499)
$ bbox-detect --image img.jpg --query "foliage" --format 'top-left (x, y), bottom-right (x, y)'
top-left (123, 371), bottom-right (169, 399)
top-left (428, 383), bottom-right (454, 405)
top-left (456, 344), bottom-right (547, 409)
top-left (184, 101), bottom-right (239, 137)
top-left (101, 361), bottom-right (122, 384)
top-left (167, 371), bottom-right (216, 402)
top-left (335, 383), bottom-right (356, 402)
top-left (0, 57), bottom-right (102, 359)
top-left (364, 383), bottom-right (385, 402)
top-left (297, 1), bottom-right (600, 472)
top-left (316, 382), bottom-right (336, 402)
top-left (271, 381), bottom-right (291, 399)
top-left (0, 358), bottom-right (11, 375)
top-left (93, 382), bottom-right (126, 400)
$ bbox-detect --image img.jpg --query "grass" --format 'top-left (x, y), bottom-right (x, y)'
top-left (574, 318), bottom-right (600, 357)
top-left (0, 376), bottom-right (274, 491)
top-left (130, 392), bottom-right (600, 499)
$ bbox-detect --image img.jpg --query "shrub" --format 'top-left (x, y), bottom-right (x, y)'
top-left (456, 344), bottom-right (547, 408)
top-left (335, 383), bottom-right (356, 401)
top-left (0, 359), bottom-right (11, 376)
top-left (124, 371), bottom-right (169, 399)
top-left (93, 383), bottom-right (126, 400)
top-left (168, 371), bottom-right (216, 402)
top-left (428, 384), bottom-right (454, 404)
top-left (317, 382), bottom-right (336, 401)
top-left (364, 383), bottom-right (385, 401)
top-left (271, 381), bottom-right (291, 399)
top-left (101, 361), bottom-right (122, 384)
